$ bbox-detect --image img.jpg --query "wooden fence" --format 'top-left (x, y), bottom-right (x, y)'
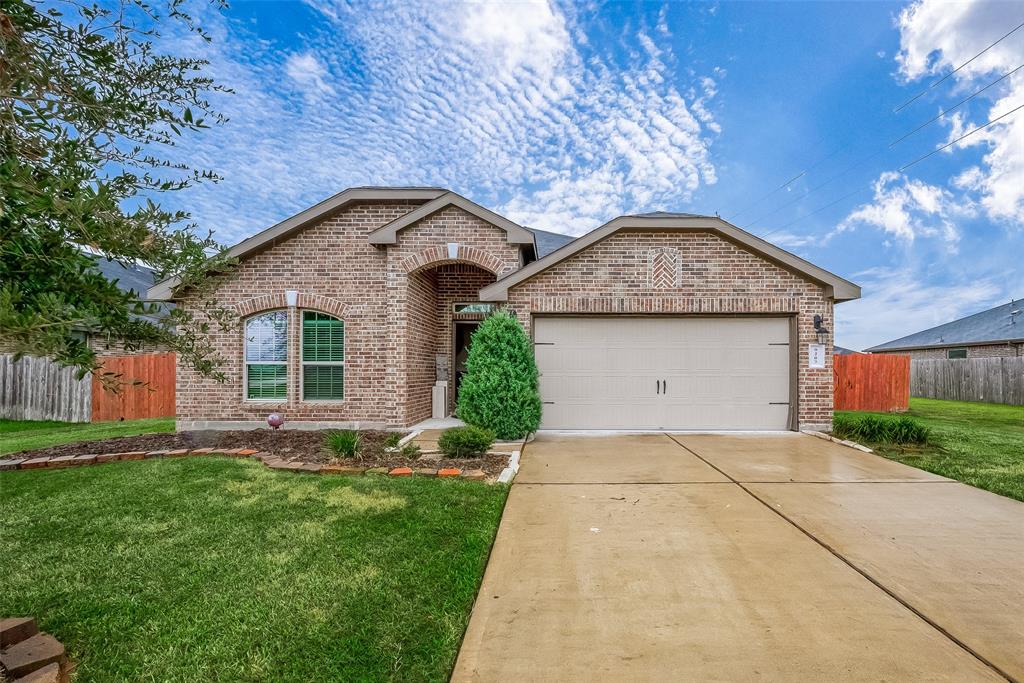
top-left (834, 353), bottom-right (910, 412)
top-left (0, 354), bottom-right (92, 422)
top-left (0, 352), bottom-right (176, 423)
top-left (92, 352), bottom-right (176, 421)
top-left (911, 357), bottom-right (1024, 406)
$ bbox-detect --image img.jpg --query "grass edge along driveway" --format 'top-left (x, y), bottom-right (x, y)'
top-left (837, 397), bottom-right (1024, 502)
top-left (0, 457), bottom-right (508, 681)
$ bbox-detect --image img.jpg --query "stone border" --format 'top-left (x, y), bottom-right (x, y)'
top-left (497, 450), bottom-right (521, 484)
top-left (0, 449), bottom-right (494, 482)
top-left (1, 616), bottom-right (69, 682)
top-left (801, 430), bottom-right (874, 453)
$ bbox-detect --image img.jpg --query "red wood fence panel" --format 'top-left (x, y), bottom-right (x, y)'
top-left (834, 353), bottom-right (910, 412)
top-left (91, 353), bottom-right (176, 421)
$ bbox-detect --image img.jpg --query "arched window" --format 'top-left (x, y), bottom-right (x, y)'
top-left (302, 311), bottom-right (344, 400)
top-left (245, 311), bottom-right (288, 400)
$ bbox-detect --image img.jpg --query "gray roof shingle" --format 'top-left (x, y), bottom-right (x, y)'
top-left (93, 257), bottom-right (171, 322)
top-left (528, 227), bottom-right (576, 258)
top-left (866, 298), bottom-right (1024, 351)
top-left (627, 211), bottom-right (714, 219)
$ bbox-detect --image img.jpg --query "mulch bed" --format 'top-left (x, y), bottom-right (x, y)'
top-left (5, 430), bottom-right (510, 477)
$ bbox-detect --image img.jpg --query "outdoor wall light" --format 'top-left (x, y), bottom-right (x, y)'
top-left (813, 314), bottom-right (830, 345)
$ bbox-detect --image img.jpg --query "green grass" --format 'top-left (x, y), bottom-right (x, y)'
top-left (837, 398), bottom-right (1024, 502)
top-left (0, 458), bottom-right (508, 681)
top-left (0, 418), bottom-right (174, 455)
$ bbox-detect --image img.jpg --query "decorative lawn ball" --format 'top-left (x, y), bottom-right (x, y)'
top-left (267, 413), bottom-right (284, 430)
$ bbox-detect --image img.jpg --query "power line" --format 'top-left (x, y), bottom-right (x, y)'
top-left (744, 64), bottom-right (1024, 230)
top-left (898, 101), bottom-right (1024, 172)
top-left (733, 19), bottom-right (1024, 224)
top-left (744, 150), bottom-right (883, 229)
top-left (757, 101), bottom-right (1024, 240)
top-left (892, 19), bottom-right (1019, 112)
top-left (889, 63), bottom-right (1024, 147)
top-left (727, 171), bottom-right (805, 221)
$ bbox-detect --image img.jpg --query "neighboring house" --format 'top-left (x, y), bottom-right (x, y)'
top-left (834, 345), bottom-right (861, 355)
top-left (87, 257), bottom-right (171, 356)
top-left (867, 299), bottom-right (1024, 360)
top-left (148, 186), bottom-right (860, 432)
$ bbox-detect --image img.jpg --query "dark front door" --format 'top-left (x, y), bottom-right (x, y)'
top-left (453, 322), bottom-right (479, 409)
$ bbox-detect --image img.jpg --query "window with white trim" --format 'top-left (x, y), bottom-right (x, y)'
top-left (245, 311), bottom-right (288, 400)
top-left (302, 311), bottom-right (344, 400)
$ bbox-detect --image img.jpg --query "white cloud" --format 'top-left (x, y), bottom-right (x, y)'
top-left (895, 0), bottom-right (1024, 225)
top-left (835, 267), bottom-right (1005, 350)
top-left (836, 171), bottom-right (966, 249)
top-left (154, 0), bottom-right (721, 242)
top-left (284, 52), bottom-right (336, 97)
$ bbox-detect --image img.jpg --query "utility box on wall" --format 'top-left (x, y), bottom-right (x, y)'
top-left (432, 381), bottom-right (448, 419)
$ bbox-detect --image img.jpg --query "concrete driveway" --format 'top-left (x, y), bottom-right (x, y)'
top-left (452, 433), bottom-right (1024, 682)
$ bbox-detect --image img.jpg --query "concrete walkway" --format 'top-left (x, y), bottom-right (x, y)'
top-left (452, 433), bottom-right (1024, 682)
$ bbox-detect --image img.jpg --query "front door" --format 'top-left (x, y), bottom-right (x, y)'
top-left (453, 322), bottom-right (480, 411)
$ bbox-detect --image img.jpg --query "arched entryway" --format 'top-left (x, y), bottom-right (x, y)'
top-left (404, 261), bottom-right (498, 423)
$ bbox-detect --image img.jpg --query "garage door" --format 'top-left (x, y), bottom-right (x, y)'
top-left (534, 317), bottom-right (791, 430)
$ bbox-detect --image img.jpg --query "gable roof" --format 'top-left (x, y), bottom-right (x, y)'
top-left (866, 298), bottom-right (1024, 351)
top-left (92, 256), bottom-right (171, 323)
top-left (148, 187), bottom-right (446, 300)
top-left (479, 214), bottom-right (861, 302)
top-left (366, 191), bottom-right (535, 247)
top-left (528, 227), bottom-right (576, 258)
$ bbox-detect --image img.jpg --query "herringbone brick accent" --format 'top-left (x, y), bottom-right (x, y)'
top-left (649, 247), bottom-right (679, 289)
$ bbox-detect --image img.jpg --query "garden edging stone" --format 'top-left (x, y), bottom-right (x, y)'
top-left (0, 445), bottom-right (510, 483)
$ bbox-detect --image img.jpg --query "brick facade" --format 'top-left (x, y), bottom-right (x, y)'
top-left (502, 231), bottom-right (835, 430)
top-left (874, 342), bottom-right (1023, 360)
top-left (175, 202), bottom-right (520, 429)
top-left (174, 198), bottom-right (846, 431)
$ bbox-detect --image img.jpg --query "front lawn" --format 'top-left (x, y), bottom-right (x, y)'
top-left (0, 417), bottom-right (174, 455)
top-left (837, 398), bottom-right (1024, 502)
top-left (0, 458), bottom-right (507, 681)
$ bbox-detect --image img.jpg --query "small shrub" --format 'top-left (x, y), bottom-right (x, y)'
top-left (832, 413), bottom-right (928, 445)
top-left (400, 443), bottom-right (421, 459)
top-left (887, 416), bottom-right (930, 444)
top-left (438, 426), bottom-right (495, 458)
top-left (383, 433), bottom-right (403, 450)
top-left (325, 430), bottom-right (361, 458)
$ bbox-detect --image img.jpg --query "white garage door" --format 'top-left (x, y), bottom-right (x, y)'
top-left (534, 316), bottom-right (792, 430)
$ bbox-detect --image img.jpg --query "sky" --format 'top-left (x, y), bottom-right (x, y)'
top-left (156, 0), bottom-right (1024, 350)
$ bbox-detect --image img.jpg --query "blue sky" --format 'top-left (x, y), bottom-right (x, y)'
top-left (160, 0), bottom-right (1023, 350)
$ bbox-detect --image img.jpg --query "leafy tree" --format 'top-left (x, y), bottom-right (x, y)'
top-left (456, 310), bottom-right (542, 440)
top-left (0, 0), bottom-right (235, 383)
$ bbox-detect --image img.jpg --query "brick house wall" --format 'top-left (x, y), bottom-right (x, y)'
top-left (501, 230), bottom-right (835, 430)
top-left (175, 201), bottom-right (420, 428)
top-left (174, 201), bottom-right (523, 429)
top-left (405, 269), bottom-right (439, 425)
top-left (387, 206), bottom-right (522, 425)
top-left (874, 342), bottom-right (1023, 360)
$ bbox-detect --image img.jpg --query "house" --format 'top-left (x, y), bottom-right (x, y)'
top-left (87, 257), bottom-right (171, 356)
top-left (867, 299), bottom-right (1023, 360)
top-left (148, 187), bottom-right (860, 432)
top-left (834, 345), bottom-right (861, 355)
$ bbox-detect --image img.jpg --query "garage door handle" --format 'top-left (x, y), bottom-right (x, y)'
top-left (663, 379), bottom-right (667, 394)
top-left (655, 380), bottom-right (660, 394)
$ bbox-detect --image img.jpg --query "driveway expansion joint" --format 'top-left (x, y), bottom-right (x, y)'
top-left (664, 433), bottom-right (1015, 683)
